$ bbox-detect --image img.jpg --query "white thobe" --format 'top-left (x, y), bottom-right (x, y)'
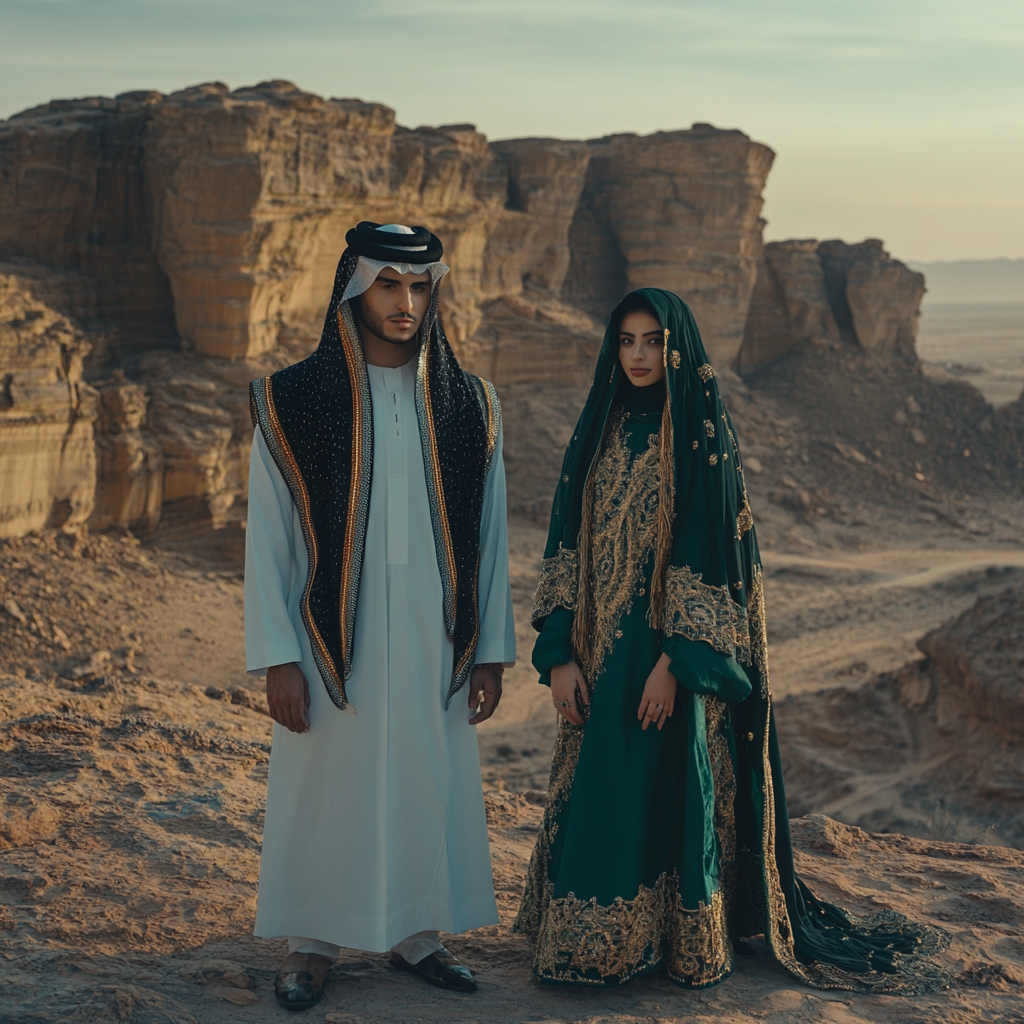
top-left (245, 358), bottom-right (515, 952)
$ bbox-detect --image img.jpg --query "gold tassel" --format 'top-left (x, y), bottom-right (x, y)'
top-left (649, 333), bottom-right (675, 629)
top-left (571, 463), bottom-right (597, 679)
top-left (649, 392), bottom-right (675, 628)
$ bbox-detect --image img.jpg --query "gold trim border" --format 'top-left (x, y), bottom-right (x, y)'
top-left (417, 330), bottom-right (458, 638)
top-left (337, 303), bottom-right (375, 683)
top-left (251, 376), bottom-right (347, 708)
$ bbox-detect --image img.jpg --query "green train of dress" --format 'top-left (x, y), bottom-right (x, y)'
top-left (513, 287), bottom-right (951, 994)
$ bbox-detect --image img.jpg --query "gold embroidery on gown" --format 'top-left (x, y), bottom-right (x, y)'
top-left (532, 544), bottom-right (580, 622)
top-left (515, 413), bottom-right (732, 987)
top-left (575, 412), bottom-right (661, 682)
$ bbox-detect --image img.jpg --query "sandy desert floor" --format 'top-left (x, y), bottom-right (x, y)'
top-left (2, 500), bottom-right (1024, 1023)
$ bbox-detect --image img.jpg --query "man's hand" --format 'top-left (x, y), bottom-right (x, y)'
top-left (267, 663), bottom-right (310, 734)
top-left (468, 664), bottom-right (503, 725)
top-left (551, 661), bottom-right (588, 726)
top-left (638, 653), bottom-right (677, 731)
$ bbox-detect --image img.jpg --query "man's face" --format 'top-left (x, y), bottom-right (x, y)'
top-left (355, 269), bottom-right (432, 344)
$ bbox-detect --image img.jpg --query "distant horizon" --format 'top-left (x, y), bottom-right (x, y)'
top-left (908, 257), bottom-right (1024, 304)
top-left (906, 257), bottom-right (1024, 267)
top-left (2, 1), bottom-right (1021, 263)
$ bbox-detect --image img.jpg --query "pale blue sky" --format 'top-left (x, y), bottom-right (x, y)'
top-left (2, 0), bottom-right (1022, 261)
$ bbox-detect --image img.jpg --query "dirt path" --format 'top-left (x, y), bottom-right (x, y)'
top-left (478, 522), bottom-right (1024, 794)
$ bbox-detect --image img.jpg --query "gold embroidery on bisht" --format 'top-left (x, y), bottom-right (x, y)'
top-left (708, 453), bottom-right (718, 466)
top-left (697, 363), bottom-right (715, 382)
top-left (670, 350), bottom-right (682, 369)
top-left (704, 419), bottom-right (715, 438)
top-left (528, 872), bottom-right (732, 987)
top-left (532, 545), bottom-right (580, 624)
top-left (574, 411), bottom-right (662, 683)
top-left (736, 494), bottom-right (754, 538)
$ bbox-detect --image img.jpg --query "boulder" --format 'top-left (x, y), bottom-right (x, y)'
top-left (739, 238), bottom-right (925, 371)
top-left (918, 581), bottom-right (1024, 743)
top-left (821, 238), bottom-right (925, 358)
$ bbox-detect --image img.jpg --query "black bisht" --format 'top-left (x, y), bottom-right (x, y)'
top-left (249, 228), bottom-right (500, 710)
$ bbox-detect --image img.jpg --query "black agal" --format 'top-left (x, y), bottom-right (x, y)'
top-left (345, 221), bottom-right (444, 263)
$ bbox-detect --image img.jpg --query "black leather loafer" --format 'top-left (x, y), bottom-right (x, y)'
top-left (389, 945), bottom-right (478, 993)
top-left (274, 951), bottom-right (332, 1010)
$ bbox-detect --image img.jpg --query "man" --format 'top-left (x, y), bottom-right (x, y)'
top-left (245, 222), bottom-right (515, 1009)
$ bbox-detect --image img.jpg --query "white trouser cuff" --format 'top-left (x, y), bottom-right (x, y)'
top-left (288, 936), bottom-right (340, 959)
top-left (390, 930), bottom-right (442, 965)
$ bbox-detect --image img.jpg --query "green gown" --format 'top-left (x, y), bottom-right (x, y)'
top-left (517, 382), bottom-right (751, 987)
top-left (514, 288), bottom-right (950, 994)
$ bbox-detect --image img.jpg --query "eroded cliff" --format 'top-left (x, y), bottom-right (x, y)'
top-left (0, 79), bottom-right (998, 542)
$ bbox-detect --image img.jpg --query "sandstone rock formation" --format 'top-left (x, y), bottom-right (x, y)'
top-left (0, 80), bottom-right (788, 537)
top-left (916, 579), bottom-right (1024, 743)
top-left (738, 238), bottom-right (925, 372)
top-left (778, 576), bottom-right (1024, 849)
top-left (0, 80), bottom-right (772, 378)
top-left (90, 373), bottom-right (163, 532)
top-left (4, 80), bottom-right (1014, 547)
top-left (0, 265), bottom-right (97, 538)
top-left (565, 125), bottom-right (775, 367)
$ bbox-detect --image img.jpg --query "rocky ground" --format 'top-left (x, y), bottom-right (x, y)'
top-left (2, 640), bottom-right (1024, 1024)
top-left (2, 496), bottom-right (1024, 1022)
top-left (3, 325), bottom-right (1024, 1024)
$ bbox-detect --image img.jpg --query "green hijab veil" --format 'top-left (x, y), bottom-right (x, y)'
top-left (542, 288), bottom-right (763, 686)
top-left (536, 288), bottom-right (949, 993)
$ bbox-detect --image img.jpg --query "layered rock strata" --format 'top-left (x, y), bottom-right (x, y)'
top-left (90, 373), bottom-right (163, 533)
top-left (738, 238), bottom-right (925, 372)
top-left (0, 81), bottom-right (772, 378)
top-left (0, 266), bottom-right (97, 538)
top-left (916, 580), bottom-right (1024, 743)
top-left (565, 125), bottom-right (775, 367)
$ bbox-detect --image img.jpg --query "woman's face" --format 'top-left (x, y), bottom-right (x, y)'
top-left (618, 310), bottom-right (666, 387)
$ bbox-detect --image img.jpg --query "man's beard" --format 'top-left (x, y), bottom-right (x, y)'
top-left (355, 298), bottom-right (419, 346)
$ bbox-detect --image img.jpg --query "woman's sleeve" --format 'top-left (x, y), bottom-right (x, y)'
top-left (663, 633), bottom-right (753, 703)
top-left (244, 426), bottom-right (304, 676)
top-left (531, 607), bottom-right (574, 688)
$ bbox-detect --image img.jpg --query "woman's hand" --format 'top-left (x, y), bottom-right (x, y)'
top-left (638, 653), bottom-right (677, 731)
top-left (550, 661), bottom-right (588, 726)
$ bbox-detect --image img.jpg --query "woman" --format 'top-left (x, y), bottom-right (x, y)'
top-left (513, 289), bottom-right (947, 992)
